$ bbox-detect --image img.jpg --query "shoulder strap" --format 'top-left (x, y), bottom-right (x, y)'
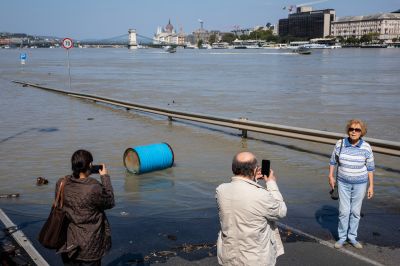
top-left (337, 139), bottom-right (344, 164)
top-left (53, 176), bottom-right (67, 208)
top-left (335, 139), bottom-right (344, 179)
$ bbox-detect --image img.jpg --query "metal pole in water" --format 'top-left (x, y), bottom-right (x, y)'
top-left (67, 49), bottom-right (72, 90)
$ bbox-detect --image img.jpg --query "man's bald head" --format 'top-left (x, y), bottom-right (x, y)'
top-left (232, 152), bottom-right (258, 178)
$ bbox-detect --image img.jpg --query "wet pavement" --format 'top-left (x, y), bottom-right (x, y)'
top-left (1, 215), bottom-right (389, 266)
top-left (0, 223), bottom-right (34, 265)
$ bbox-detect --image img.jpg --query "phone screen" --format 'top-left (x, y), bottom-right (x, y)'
top-left (261, 160), bottom-right (270, 177)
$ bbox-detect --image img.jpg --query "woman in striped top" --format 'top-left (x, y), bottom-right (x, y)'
top-left (328, 119), bottom-right (375, 249)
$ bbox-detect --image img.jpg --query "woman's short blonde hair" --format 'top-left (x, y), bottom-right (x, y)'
top-left (346, 119), bottom-right (367, 137)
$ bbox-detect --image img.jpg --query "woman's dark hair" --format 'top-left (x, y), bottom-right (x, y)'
top-left (71, 150), bottom-right (93, 178)
top-left (232, 155), bottom-right (257, 178)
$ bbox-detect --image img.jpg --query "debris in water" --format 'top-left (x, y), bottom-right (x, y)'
top-left (36, 177), bottom-right (48, 186)
top-left (120, 211), bottom-right (129, 216)
top-left (87, 118), bottom-right (94, 120)
top-left (0, 193), bottom-right (20, 198)
top-left (167, 234), bottom-right (177, 241)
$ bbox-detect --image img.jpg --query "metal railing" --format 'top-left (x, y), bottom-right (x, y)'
top-left (13, 81), bottom-right (400, 157)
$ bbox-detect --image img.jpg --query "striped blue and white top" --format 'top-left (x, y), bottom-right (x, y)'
top-left (330, 138), bottom-right (375, 184)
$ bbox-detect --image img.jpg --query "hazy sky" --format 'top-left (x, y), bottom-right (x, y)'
top-left (1, 0), bottom-right (398, 39)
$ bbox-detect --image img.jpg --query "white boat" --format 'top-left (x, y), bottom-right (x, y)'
top-left (303, 43), bottom-right (329, 49)
top-left (199, 43), bottom-right (212, 49)
top-left (262, 43), bottom-right (288, 49)
top-left (303, 43), bottom-right (342, 49)
top-left (232, 39), bottom-right (261, 49)
top-left (287, 41), bottom-right (310, 50)
top-left (211, 42), bottom-right (229, 49)
top-left (163, 46), bottom-right (176, 53)
top-left (184, 44), bottom-right (197, 49)
top-left (293, 46), bottom-right (312, 55)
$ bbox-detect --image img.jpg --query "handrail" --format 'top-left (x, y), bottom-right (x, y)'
top-left (12, 80), bottom-right (400, 157)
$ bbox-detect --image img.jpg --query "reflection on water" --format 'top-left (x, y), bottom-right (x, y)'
top-left (124, 171), bottom-right (175, 194)
top-left (0, 48), bottom-right (400, 263)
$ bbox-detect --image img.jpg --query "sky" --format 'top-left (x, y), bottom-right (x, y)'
top-left (0, 0), bottom-right (398, 40)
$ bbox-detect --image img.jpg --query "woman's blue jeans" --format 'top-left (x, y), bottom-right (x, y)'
top-left (337, 180), bottom-right (367, 243)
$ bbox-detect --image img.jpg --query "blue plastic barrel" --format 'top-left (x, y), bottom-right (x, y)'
top-left (123, 143), bottom-right (174, 174)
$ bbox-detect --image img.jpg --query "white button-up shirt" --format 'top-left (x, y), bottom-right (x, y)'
top-left (216, 176), bottom-right (287, 266)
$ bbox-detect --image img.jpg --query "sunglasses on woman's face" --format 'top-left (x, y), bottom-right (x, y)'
top-left (348, 127), bottom-right (362, 133)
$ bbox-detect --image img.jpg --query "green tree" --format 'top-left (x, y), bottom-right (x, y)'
top-left (336, 36), bottom-right (345, 43)
top-left (360, 34), bottom-right (372, 43)
top-left (243, 29), bottom-right (275, 41)
top-left (346, 36), bottom-right (359, 44)
top-left (221, 33), bottom-right (236, 44)
top-left (197, 39), bottom-right (203, 48)
top-left (369, 32), bottom-right (379, 40)
top-left (208, 34), bottom-right (217, 44)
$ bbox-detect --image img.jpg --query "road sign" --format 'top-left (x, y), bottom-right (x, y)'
top-left (62, 38), bottom-right (73, 49)
top-left (20, 53), bottom-right (27, 65)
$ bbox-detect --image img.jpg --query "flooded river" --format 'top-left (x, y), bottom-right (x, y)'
top-left (0, 48), bottom-right (399, 265)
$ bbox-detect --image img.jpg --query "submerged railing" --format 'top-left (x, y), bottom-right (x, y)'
top-left (13, 81), bottom-right (400, 157)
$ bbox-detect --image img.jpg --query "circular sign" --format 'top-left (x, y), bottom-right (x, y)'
top-left (62, 38), bottom-right (73, 49)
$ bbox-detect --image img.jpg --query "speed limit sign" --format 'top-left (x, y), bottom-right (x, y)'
top-left (62, 38), bottom-right (73, 49)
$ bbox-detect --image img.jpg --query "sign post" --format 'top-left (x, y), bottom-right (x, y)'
top-left (62, 38), bottom-right (73, 90)
top-left (20, 52), bottom-right (27, 72)
top-left (20, 53), bottom-right (27, 65)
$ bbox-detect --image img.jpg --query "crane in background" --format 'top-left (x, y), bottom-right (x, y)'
top-left (283, 0), bottom-right (329, 14)
top-left (198, 19), bottom-right (204, 30)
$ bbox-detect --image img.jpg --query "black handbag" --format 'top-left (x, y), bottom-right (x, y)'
top-left (38, 177), bottom-right (69, 249)
top-left (330, 139), bottom-right (343, 200)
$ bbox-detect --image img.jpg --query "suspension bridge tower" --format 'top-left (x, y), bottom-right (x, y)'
top-left (128, 29), bottom-right (138, 49)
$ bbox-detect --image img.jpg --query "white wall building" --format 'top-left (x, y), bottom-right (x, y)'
top-left (153, 19), bottom-right (185, 45)
top-left (331, 12), bottom-right (400, 41)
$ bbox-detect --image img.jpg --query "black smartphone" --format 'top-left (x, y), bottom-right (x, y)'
top-left (261, 160), bottom-right (270, 177)
top-left (90, 165), bottom-right (103, 174)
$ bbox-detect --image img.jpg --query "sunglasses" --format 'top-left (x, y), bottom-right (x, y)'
top-left (348, 127), bottom-right (362, 133)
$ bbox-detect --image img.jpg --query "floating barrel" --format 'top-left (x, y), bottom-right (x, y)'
top-left (123, 142), bottom-right (174, 174)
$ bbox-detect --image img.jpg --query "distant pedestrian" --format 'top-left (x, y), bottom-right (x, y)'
top-left (58, 150), bottom-right (115, 265)
top-left (329, 119), bottom-right (375, 249)
top-left (216, 152), bottom-right (287, 265)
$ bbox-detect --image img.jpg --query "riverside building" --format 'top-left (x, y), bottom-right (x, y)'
top-left (153, 19), bottom-right (185, 45)
top-left (331, 12), bottom-right (400, 41)
top-left (279, 6), bottom-right (336, 39)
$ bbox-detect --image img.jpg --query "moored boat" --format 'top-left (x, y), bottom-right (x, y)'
top-left (293, 46), bottom-right (311, 55)
top-left (164, 45), bottom-right (176, 53)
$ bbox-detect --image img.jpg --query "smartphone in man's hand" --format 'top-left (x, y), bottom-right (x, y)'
top-left (261, 160), bottom-right (270, 177)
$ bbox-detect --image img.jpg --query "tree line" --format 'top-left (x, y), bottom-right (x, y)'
top-left (208, 30), bottom-right (398, 44)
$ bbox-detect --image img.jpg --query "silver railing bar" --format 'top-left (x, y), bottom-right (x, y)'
top-left (12, 81), bottom-right (400, 157)
top-left (0, 208), bottom-right (49, 266)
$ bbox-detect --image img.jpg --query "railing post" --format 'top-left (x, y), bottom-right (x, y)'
top-left (168, 116), bottom-right (173, 121)
top-left (239, 117), bottom-right (248, 138)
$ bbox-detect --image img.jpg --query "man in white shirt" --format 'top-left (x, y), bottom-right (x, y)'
top-left (216, 152), bottom-right (287, 266)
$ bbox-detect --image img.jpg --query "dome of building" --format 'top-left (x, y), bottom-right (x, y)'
top-left (165, 19), bottom-right (174, 33)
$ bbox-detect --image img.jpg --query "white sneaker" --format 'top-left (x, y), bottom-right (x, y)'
top-left (350, 241), bottom-right (363, 249)
top-left (334, 241), bottom-right (344, 249)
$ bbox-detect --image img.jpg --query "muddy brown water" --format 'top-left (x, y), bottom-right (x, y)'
top-left (0, 48), bottom-right (399, 265)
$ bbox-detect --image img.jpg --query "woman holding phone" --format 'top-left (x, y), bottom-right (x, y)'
top-left (56, 149), bottom-right (115, 265)
top-left (329, 119), bottom-right (375, 249)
